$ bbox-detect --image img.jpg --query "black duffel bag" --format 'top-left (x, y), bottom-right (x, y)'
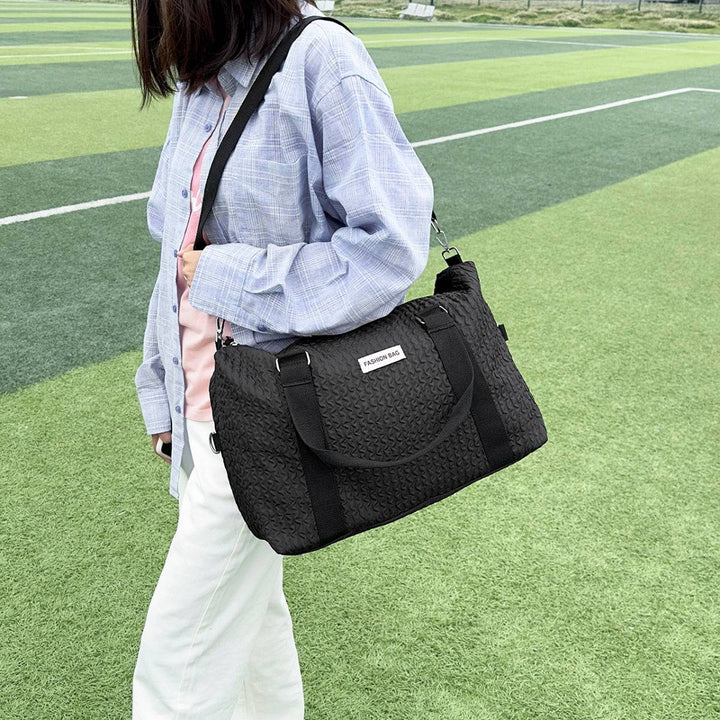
top-left (197, 16), bottom-right (548, 555)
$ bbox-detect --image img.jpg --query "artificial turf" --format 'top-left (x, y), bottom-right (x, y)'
top-left (1, 2), bottom-right (719, 718)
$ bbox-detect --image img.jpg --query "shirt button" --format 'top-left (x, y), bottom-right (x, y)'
top-left (204, 122), bottom-right (213, 132)
top-left (257, 324), bottom-right (268, 332)
top-left (173, 357), bottom-right (179, 365)
top-left (172, 304), bottom-right (177, 313)
top-left (175, 405), bottom-right (182, 414)
top-left (173, 249), bottom-right (178, 257)
top-left (181, 188), bottom-right (188, 199)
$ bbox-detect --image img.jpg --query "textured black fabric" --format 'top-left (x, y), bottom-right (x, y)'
top-left (278, 352), bottom-right (347, 544)
top-left (279, 308), bottom-right (476, 470)
top-left (201, 15), bottom-right (546, 555)
top-left (419, 304), bottom-right (515, 470)
top-left (209, 261), bottom-right (548, 555)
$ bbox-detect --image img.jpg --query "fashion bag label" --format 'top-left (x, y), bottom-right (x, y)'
top-left (357, 345), bottom-right (406, 374)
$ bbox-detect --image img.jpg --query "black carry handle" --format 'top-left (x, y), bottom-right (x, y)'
top-left (193, 15), bottom-right (455, 262)
top-left (277, 305), bottom-right (474, 470)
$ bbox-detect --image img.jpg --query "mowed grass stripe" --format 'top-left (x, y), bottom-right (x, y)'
top-left (503, 32), bottom-right (720, 46)
top-left (1, 38), bottom-right (620, 96)
top-left (3, 24), bottom-right (715, 51)
top-left (0, 29), bottom-right (129, 45)
top-left (0, 0), bottom-right (126, 7)
top-left (1, 201), bottom-right (161, 397)
top-left (342, 21), bottom-right (631, 36)
top-left (0, 1), bottom-right (126, 7)
top-left (0, 8), bottom-right (128, 15)
top-left (3, 63), bottom-right (718, 219)
top-left (0, 28), bottom-right (620, 62)
top-left (381, 40), bottom-right (720, 113)
top-left (0, 14), bottom-right (126, 23)
top-left (5, 63), bottom-right (720, 219)
top-left (3, 90), bottom-right (719, 393)
top-left (0, 33), bottom-right (626, 73)
top-left (5, 18), bottom-right (714, 52)
top-left (0, 40), bottom-right (130, 52)
top-left (0, 27), bottom-right (666, 59)
top-left (400, 62), bottom-right (720, 145)
top-left (5, 38), bottom-right (720, 166)
top-left (358, 27), bottom-right (720, 46)
top-left (345, 32), bottom-right (714, 66)
top-left (0, 49), bottom-right (132, 66)
top-left (0, 147), bottom-right (159, 219)
top-left (0, 89), bottom-right (171, 167)
top-left (1, 148), bottom-right (718, 720)
top-left (0, 8), bottom-right (127, 13)
top-left (0, 0), bottom-right (126, 8)
top-left (0, 21), bottom-right (129, 33)
top-left (1, 59), bottom-right (137, 96)
top-left (0, 32), bottom-right (653, 69)
top-left (437, 145), bottom-right (720, 481)
top-left (416, 88), bottom-right (720, 239)
top-left (2, 27), bottom-right (716, 71)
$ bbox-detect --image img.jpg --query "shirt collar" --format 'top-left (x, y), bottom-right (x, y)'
top-left (214, 52), bottom-right (258, 97)
top-left (204, 0), bottom-right (317, 97)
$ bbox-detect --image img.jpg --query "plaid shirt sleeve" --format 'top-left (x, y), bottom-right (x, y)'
top-left (133, 103), bottom-right (181, 435)
top-left (134, 272), bottom-right (172, 435)
top-left (187, 73), bottom-right (434, 337)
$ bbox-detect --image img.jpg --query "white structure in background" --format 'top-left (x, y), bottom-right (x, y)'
top-left (316, 0), bottom-right (335, 13)
top-left (398, 2), bottom-right (436, 20)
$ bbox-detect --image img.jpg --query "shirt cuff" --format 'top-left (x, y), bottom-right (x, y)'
top-left (137, 388), bottom-right (172, 436)
top-left (187, 242), bottom-right (264, 330)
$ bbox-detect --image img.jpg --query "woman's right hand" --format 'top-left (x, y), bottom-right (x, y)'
top-left (151, 431), bottom-right (173, 465)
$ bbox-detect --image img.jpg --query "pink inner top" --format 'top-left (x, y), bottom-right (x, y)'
top-left (176, 77), bottom-right (233, 422)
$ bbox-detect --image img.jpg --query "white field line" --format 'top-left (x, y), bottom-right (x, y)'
top-left (0, 43), bottom-right (124, 49)
top-left (509, 38), bottom-right (626, 49)
top-left (0, 44), bottom-right (128, 50)
top-left (0, 49), bottom-right (131, 59)
top-left (464, 22), bottom-right (720, 40)
top-left (412, 87), bottom-right (719, 147)
top-left (512, 38), bottom-right (720, 55)
top-left (1, 87), bottom-right (719, 227)
top-left (2, 34), bottom-right (717, 55)
top-left (364, 36), bottom-right (720, 54)
top-left (0, 192), bottom-right (150, 226)
top-left (363, 35), bottom-right (469, 45)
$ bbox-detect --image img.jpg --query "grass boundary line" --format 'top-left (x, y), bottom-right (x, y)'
top-left (413, 86), bottom-right (720, 146)
top-left (2, 87), bottom-right (719, 226)
top-left (0, 191), bottom-right (150, 225)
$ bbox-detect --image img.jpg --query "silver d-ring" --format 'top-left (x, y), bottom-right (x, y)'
top-left (275, 351), bottom-right (311, 373)
top-left (209, 432), bottom-right (221, 454)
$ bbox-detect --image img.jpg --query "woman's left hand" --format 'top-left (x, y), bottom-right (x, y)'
top-left (177, 248), bottom-right (202, 286)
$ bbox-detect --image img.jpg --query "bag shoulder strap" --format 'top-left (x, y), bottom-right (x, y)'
top-left (193, 16), bottom-right (353, 250)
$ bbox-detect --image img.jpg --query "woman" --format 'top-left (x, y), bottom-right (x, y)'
top-left (131, 0), bottom-right (434, 717)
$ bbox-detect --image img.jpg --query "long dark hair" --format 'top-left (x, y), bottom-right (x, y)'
top-left (130, 0), bottom-right (313, 108)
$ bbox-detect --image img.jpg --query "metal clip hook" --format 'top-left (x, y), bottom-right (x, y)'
top-left (431, 214), bottom-right (460, 261)
top-left (430, 215), bottom-right (449, 251)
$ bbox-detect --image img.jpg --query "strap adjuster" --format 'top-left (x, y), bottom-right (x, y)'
top-left (276, 350), bottom-right (311, 373)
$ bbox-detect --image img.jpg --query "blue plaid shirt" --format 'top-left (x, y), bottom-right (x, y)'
top-left (135, 1), bottom-right (435, 498)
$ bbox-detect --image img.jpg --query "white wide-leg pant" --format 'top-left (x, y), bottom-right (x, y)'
top-left (132, 417), bottom-right (305, 720)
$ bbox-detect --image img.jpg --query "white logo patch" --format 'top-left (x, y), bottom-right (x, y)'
top-left (358, 345), bottom-right (406, 374)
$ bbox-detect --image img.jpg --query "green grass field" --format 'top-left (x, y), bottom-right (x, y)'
top-left (1, 1), bottom-right (719, 718)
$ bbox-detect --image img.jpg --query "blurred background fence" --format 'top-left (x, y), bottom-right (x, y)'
top-left (413, 0), bottom-right (720, 11)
